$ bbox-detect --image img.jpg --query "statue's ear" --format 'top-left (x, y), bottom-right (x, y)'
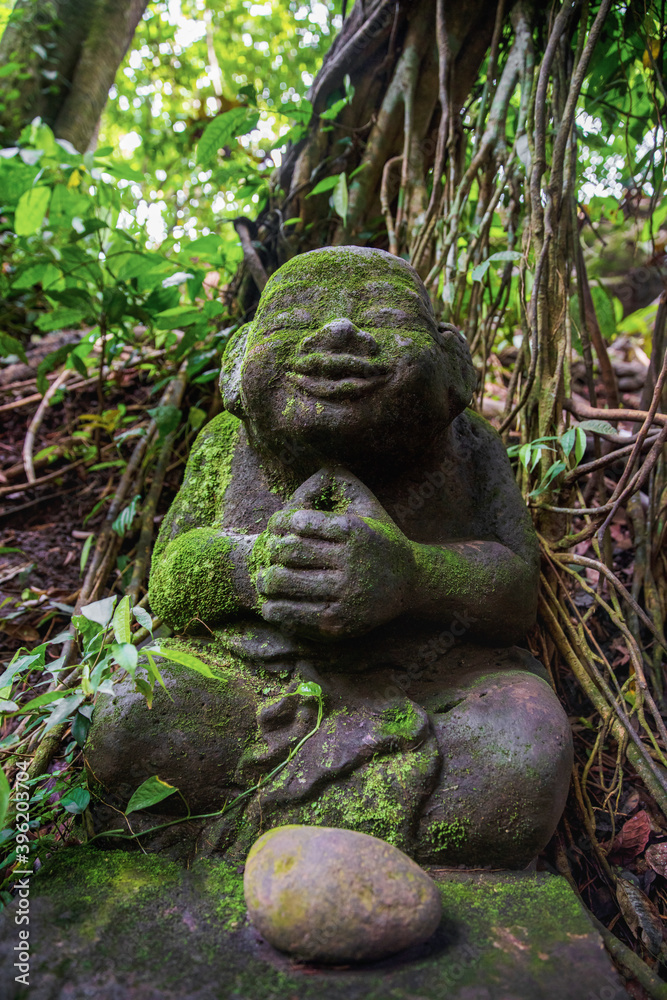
top-left (219, 323), bottom-right (252, 417)
top-left (436, 322), bottom-right (478, 418)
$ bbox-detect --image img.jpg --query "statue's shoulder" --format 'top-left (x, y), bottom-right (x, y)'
top-left (188, 410), bottom-right (243, 463)
top-left (451, 407), bottom-right (504, 451)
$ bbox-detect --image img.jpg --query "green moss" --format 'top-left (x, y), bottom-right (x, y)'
top-left (426, 818), bottom-right (467, 852)
top-left (148, 411), bottom-right (242, 631)
top-left (199, 857), bottom-right (247, 930)
top-left (379, 703), bottom-right (419, 737)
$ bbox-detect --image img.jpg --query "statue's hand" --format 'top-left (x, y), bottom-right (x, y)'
top-left (252, 468), bottom-right (415, 640)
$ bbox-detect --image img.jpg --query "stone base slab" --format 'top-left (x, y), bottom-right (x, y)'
top-left (0, 847), bottom-right (629, 1000)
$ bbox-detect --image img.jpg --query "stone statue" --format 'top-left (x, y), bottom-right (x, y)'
top-left (86, 247), bottom-right (572, 869)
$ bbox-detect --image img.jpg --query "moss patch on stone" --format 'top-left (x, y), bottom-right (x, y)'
top-left (5, 847), bottom-right (624, 1000)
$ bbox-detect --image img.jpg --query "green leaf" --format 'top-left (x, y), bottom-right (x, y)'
top-left (188, 406), bottom-right (206, 431)
top-left (16, 689), bottom-right (71, 714)
top-left (112, 595), bottom-right (132, 644)
top-left (79, 533), bottom-right (94, 576)
top-left (577, 419), bottom-right (616, 436)
top-left (143, 645), bottom-right (216, 679)
top-left (196, 108), bottom-right (260, 166)
top-left (0, 332), bottom-right (28, 363)
top-left (133, 606), bottom-right (153, 633)
top-left (81, 595), bottom-right (117, 628)
top-left (154, 306), bottom-right (201, 330)
top-left (295, 681), bottom-right (322, 699)
top-left (560, 428), bottom-right (576, 457)
top-left (61, 788), bottom-right (90, 814)
top-left (332, 172), bottom-right (348, 225)
top-left (518, 442), bottom-right (532, 470)
top-left (71, 710), bottom-right (91, 747)
top-left (471, 250), bottom-right (522, 283)
top-left (12, 262), bottom-right (60, 290)
top-left (14, 185), bottom-right (50, 236)
top-left (320, 96), bottom-right (348, 121)
top-left (307, 175), bottom-right (340, 197)
top-left (111, 642), bottom-right (138, 675)
top-left (575, 426), bottom-right (587, 465)
top-left (43, 693), bottom-right (85, 734)
top-left (126, 775), bottom-right (178, 815)
top-left (0, 768), bottom-right (9, 832)
top-left (112, 495), bottom-right (141, 537)
top-left (147, 404), bottom-right (181, 438)
top-left (35, 307), bottom-right (87, 333)
top-left (182, 235), bottom-right (225, 260)
top-left (590, 284), bottom-right (616, 340)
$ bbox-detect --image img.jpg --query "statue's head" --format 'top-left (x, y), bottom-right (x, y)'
top-left (219, 247), bottom-right (476, 465)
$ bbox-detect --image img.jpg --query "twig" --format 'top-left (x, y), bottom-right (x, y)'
top-left (0, 459), bottom-right (89, 498)
top-left (233, 218), bottom-right (268, 292)
top-left (126, 428), bottom-right (178, 603)
top-left (22, 369), bottom-right (75, 483)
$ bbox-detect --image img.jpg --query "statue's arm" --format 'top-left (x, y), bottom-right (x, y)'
top-left (408, 415), bottom-right (539, 645)
top-left (148, 412), bottom-right (258, 632)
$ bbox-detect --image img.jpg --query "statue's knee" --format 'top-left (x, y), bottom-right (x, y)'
top-left (419, 670), bottom-right (572, 867)
top-left (85, 660), bottom-right (257, 813)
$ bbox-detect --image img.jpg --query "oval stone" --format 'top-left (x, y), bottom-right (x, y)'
top-left (243, 824), bottom-right (442, 963)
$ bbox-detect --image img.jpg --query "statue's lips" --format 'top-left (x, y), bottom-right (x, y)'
top-left (288, 353), bottom-right (388, 400)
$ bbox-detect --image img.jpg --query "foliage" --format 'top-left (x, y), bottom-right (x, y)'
top-left (96, 0), bottom-right (341, 245)
top-left (2, 0), bottom-right (667, 989)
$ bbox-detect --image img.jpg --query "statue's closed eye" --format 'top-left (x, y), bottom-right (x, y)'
top-left (362, 308), bottom-right (427, 329)
top-left (261, 309), bottom-right (314, 335)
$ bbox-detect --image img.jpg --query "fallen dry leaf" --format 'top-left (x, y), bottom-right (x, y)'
top-left (616, 877), bottom-right (664, 956)
top-left (646, 842), bottom-right (667, 878)
top-left (611, 810), bottom-right (651, 862)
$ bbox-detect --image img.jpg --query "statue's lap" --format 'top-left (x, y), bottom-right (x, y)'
top-left (86, 634), bottom-right (571, 868)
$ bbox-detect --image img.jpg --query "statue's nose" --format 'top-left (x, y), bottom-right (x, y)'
top-left (300, 318), bottom-right (379, 356)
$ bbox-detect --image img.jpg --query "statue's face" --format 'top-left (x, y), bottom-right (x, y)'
top-left (226, 248), bottom-right (470, 466)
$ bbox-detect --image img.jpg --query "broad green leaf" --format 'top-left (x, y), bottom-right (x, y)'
top-left (147, 404), bottom-right (181, 438)
top-left (590, 284), bottom-right (616, 340)
top-left (126, 775), bottom-right (178, 815)
top-left (81, 595), bottom-right (117, 628)
top-left (0, 332), bottom-right (28, 363)
top-left (112, 595), bottom-right (132, 644)
top-left (144, 645), bottom-right (216, 679)
top-left (577, 419), bottom-right (616, 436)
top-left (133, 607), bottom-right (153, 633)
top-left (12, 262), bottom-right (60, 290)
top-left (197, 108), bottom-right (260, 166)
top-left (43, 694), bottom-right (85, 734)
top-left (471, 250), bottom-right (522, 282)
top-left (35, 307), bottom-right (87, 332)
top-left (307, 174), bottom-right (340, 197)
top-left (111, 642), bottom-right (138, 674)
top-left (560, 428), bottom-right (576, 457)
top-left (16, 689), bottom-right (71, 714)
top-left (154, 306), bottom-right (201, 330)
top-left (182, 235), bottom-right (224, 260)
top-left (332, 172), bottom-right (348, 224)
top-left (61, 788), bottom-right (90, 814)
top-left (575, 427), bottom-right (587, 464)
top-left (188, 406), bottom-right (206, 431)
top-left (14, 186), bottom-right (50, 236)
top-left (295, 681), bottom-right (322, 699)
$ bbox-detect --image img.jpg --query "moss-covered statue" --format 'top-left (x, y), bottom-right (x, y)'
top-left (87, 247), bottom-right (572, 868)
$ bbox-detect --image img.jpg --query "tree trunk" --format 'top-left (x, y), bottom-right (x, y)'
top-left (0, 0), bottom-right (148, 151)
